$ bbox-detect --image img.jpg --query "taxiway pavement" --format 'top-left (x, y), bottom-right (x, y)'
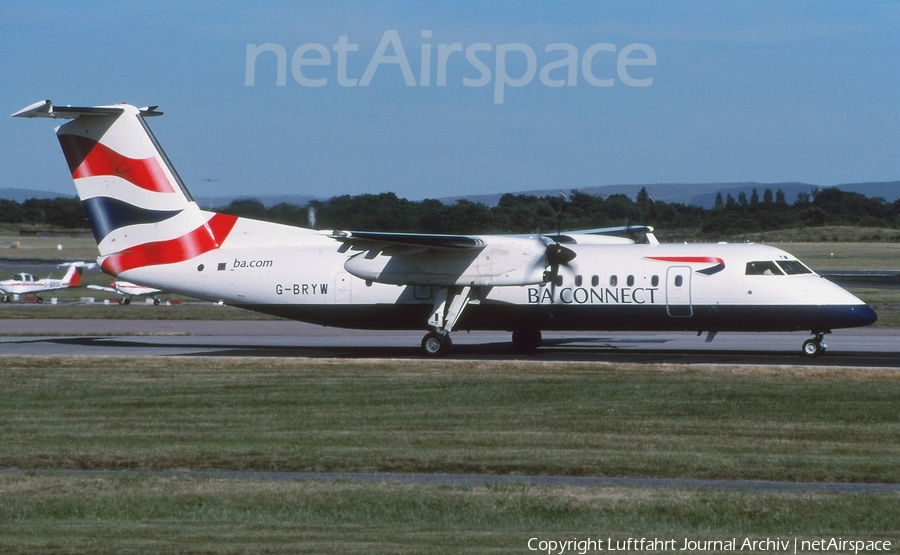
top-left (0, 319), bottom-right (897, 366)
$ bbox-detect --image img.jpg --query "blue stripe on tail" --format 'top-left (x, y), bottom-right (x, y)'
top-left (81, 196), bottom-right (182, 242)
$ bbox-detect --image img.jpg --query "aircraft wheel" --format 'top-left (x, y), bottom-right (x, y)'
top-left (421, 331), bottom-right (450, 357)
top-left (3, 296), bottom-right (9, 303)
top-left (123, 298), bottom-right (131, 305)
top-left (36, 296), bottom-right (43, 304)
top-left (512, 329), bottom-right (542, 353)
top-left (153, 298), bottom-right (160, 306)
top-left (802, 339), bottom-right (825, 357)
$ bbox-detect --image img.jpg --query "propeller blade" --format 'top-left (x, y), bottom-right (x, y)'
top-left (543, 243), bottom-right (576, 303)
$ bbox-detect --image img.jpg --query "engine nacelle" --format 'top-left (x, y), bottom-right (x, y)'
top-left (344, 236), bottom-right (548, 286)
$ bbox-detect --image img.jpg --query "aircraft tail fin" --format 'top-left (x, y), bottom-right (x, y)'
top-left (13, 101), bottom-right (237, 275)
top-left (61, 264), bottom-right (83, 287)
top-left (57, 262), bottom-right (95, 288)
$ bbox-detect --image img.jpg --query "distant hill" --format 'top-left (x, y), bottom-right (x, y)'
top-left (5, 181), bottom-right (900, 210)
top-left (437, 181), bottom-right (900, 208)
top-left (0, 188), bottom-right (320, 211)
top-left (0, 188), bottom-right (69, 202)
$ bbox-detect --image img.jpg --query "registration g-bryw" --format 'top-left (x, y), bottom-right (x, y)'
top-left (13, 100), bottom-right (877, 356)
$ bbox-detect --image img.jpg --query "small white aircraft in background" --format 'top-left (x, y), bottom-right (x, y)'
top-left (0, 262), bottom-right (92, 303)
top-left (87, 280), bottom-right (163, 305)
top-left (13, 100), bottom-right (878, 356)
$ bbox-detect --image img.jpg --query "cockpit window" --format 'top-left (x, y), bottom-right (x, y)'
top-left (745, 261), bottom-right (784, 276)
top-left (777, 260), bottom-right (813, 275)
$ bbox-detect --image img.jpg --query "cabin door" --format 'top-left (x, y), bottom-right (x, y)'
top-left (665, 266), bottom-right (692, 317)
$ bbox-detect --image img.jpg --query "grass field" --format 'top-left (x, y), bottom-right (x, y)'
top-left (1, 476), bottom-right (897, 555)
top-left (4, 357), bottom-right (898, 481)
top-left (1, 356), bottom-right (898, 553)
top-left (0, 232), bottom-right (98, 261)
top-left (765, 241), bottom-right (900, 271)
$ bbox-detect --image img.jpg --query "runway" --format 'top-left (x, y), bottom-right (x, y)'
top-left (1, 319), bottom-right (898, 366)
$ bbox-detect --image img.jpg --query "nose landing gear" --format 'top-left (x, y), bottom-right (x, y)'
top-left (802, 332), bottom-right (828, 357)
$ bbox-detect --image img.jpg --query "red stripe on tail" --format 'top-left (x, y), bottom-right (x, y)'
top-left (100, 213), bottom-right (238, 275)
top-left (58, 134), bottom-right (175, 193)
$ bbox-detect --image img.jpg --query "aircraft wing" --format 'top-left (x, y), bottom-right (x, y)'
top-left (87, 284), bottom-right (118, 294)
top-left (330, 229), bottom-right (570, 287)
top-left (330, 225), bottom-right (653, 250)
top-left (330, 231), bottom-right (485, 250)
top-left (545, 225), bottom-right (654, 244)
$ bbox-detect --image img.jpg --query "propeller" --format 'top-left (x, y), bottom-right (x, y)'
top-left (542, 191), bottom-right (576, 302)
top-left (544, 242), bottom-right (576, 300)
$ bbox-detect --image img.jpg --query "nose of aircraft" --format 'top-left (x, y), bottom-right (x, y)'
top-left (834, 304), bottom-right (878, 328)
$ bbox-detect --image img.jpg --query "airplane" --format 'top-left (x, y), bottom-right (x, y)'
top-left (87, 280), bottom-right (163, 305)
top-left (12, 100), bottom-right (877, 357)
top-left (0, 262), bottom-right (90, 303)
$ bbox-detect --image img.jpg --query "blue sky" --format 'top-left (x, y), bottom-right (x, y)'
top-left (2, 1), bottom-right (898, 202)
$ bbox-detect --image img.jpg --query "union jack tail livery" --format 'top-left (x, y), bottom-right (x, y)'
top-left (11, 100), bottom-right (237, 276)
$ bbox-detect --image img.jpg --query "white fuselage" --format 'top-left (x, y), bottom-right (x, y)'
top-left (114, 215), bottom-right (875, 334)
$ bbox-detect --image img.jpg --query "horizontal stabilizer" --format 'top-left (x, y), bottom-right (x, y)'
top-left (11, 100), bottom-right (162, 119)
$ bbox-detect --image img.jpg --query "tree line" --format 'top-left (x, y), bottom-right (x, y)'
top-left (219, 187), bottom-right (900, 239)
top-left (5, 187), bottom-right (900, 240)
top-left (0, 197), bottom-right (88, 229)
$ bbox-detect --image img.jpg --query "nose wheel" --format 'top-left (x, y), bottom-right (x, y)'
top-left (802, 333), bottom-right (827, 357)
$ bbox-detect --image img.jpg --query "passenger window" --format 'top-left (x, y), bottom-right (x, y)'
top-left (591, 275), bottom-right (599, 287)
top-left (777, 260), bottom-right (813, 275)
top-left (626, 275), bottom-right (635, 287)
top-left (674, 275), bottom-right (683, 287)
top-left (651, 275), bottom-right (659, 287)
top-left (575, 275), bottom-right (582, 287)
top-left (610, 275), bottom-right (618, 287)
top-left (555, 275), bottom-right (563, 287)
top-left (745, 261), bottom-right (784, 276)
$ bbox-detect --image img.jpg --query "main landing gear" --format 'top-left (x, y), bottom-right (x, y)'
top-left (802, 332), bottom-right (828, 357)
top-left (421, 330), bottom-right (452, 357)
top-left (417, 284), bottom-right (546, 357)
top-left (420, 286), bottom-right (474, 357)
